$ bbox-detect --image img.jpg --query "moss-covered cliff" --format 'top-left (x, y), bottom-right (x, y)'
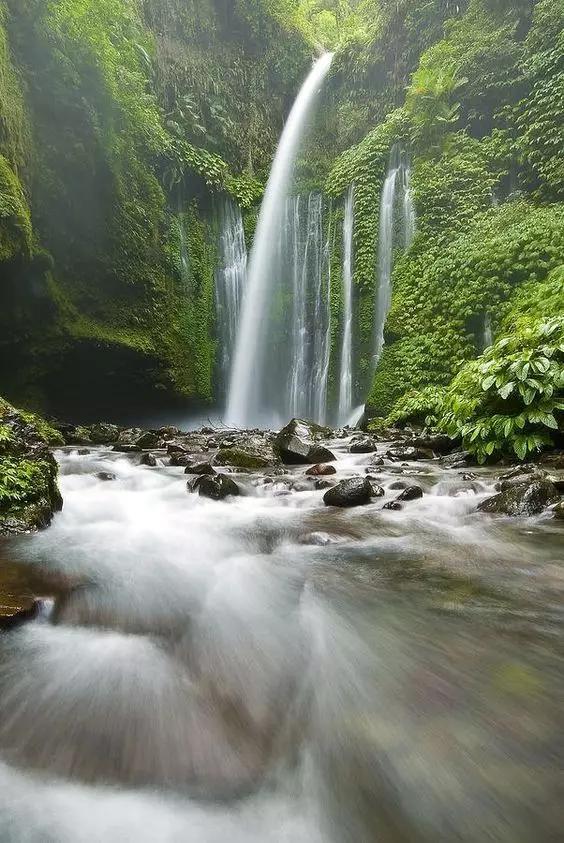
top-left (0, 0), bottom-right (311, 418)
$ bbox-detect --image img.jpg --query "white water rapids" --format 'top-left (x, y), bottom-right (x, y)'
top-left (0, 441), bottom-right (563, 841)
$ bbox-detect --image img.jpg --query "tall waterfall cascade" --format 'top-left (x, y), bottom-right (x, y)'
top-left (215, 199), bottom-right (248, 390)
top-left (338, 185), bottom-right (355, 425)
top-left (226, 53), bottom-right (334, 429)
top-left (372, 145), bottom-right (416, 373)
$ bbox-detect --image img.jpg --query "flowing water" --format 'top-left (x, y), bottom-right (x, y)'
top-left (215, 199), bottom-right (248, 391)
top-left (1, 442), bottom-right (563, 841)
top-left (227, 53), bottom-right (334, 428)
top-left (372, 146), bottom-right (416, 374)
top-left (338, 185), bottom-right (355, 426)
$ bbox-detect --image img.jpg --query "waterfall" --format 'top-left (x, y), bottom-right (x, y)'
top-left (227, 53), bottom-right (334, 428)
top-left (483, 313), bottom-right (493, 349)
top-left (338, 185), bottom-right (355, 425)
top-left (372, 145), bottom-right (416, 373)
top-left (274, 193), bottom-right (332, 424)
top-left (178, 212), bottom-right (190, 285)
top-left (215, 198), bottom-right (247, 390)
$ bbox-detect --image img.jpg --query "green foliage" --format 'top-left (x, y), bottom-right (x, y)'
top-left (437, 317), bottom-right (564, 462)
top-left (0, 457), bottom-right (50, 510)
top-left (384, 385), bottom-right (447, 427)
top-left (0, 152), bottom-right (32, 260)
top-left (517, 0), bottom-right (564, 197)
top-left (368, 202), bottom-right (564, 415)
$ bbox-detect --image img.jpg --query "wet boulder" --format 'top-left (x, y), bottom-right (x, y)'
top-left (190, 462), bottom-right (216, 476)
top-left (308, 444), bottom-right (336, 463)
top-left (350, 438), bottom-right (377, 454)
top-left (553, 501), bottom-right (564, 520)
top-left (169, 453), bottom-right (194, 468)
top-left (386, 446), bottom-right (421, 461)
top-left (367, 480), bottom-right (385, 497)
top-left (192, 474), bottom-right (240, 500)
top-left (440, 450), bottom-right (473, 469)
top-left (89, 423), bottom-right (120, 445)
top-left (383, 501), bottom-right (402, 511)
top-left (411, 434), bottom-right (454, 455)
top-left (323, 477), bottom-right (372, 508)
top-left (214, 447), bottom-right (273, 470)
top-left (478, 479), bottom-right (560, 516)
top-left (274, 432), bottom-right (335, 465)
top-left (279, 418), bottom-right (332, 440)
top-left (305, 464), bottom-right (336, 476)
top-left (315, 479), bottom-right (334, 490)
top-left (140, 453), bottom-right (158, 467)
top-left (396, 485), bottom-right (424, 502)
top-left (112, 443), bottom-right (141, 454)
top-left (496, 467), bottom-right (547, 492)
top-left (134, 431), bottom-right (159, 449)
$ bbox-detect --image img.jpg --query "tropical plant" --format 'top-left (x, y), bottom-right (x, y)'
top-left (437, 317), bottom-right (564, 462)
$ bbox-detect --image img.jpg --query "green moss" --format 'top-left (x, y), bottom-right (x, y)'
top-left (0, 153), bottom-right (31, 260)
top-left (214, 448), bottom-right (272, 470)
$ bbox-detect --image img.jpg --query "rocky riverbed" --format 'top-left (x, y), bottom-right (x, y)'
top-left (0, 416), bottom-right (563, 840)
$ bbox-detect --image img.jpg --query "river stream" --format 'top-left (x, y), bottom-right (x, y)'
top-left (0, 437), bottom-right (563, 841)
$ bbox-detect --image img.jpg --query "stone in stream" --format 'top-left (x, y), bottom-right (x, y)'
top-left (369, 456), bottom-right (385, 467)
top-left (0, 597), bottom-right (42, 630)
top-left (383, 501), bottom-right (402, 511)
top-left (411, 433), bottom-right (454, 455)
top-left (214, 447), bottom-right (273, 470)
top-left (315, 479), bottom-right (334, 490)
top-left (169, 453), bottom-right (194, 468)
top-left (478, 479), bottom-right (560, 516)
top-left (140, 453), bottom-right (158, 467)
top-left (349, 438), bottom-right (377, 454)
top-left (112, 444), bottom-right (141, 454)
top-left (396, 485), bottom-right (424, 502)
top-left (275, 432), bottom-right (335, 465)
top-left (389, 480), bottom-right (408, 490)
top-left (134, 431), bottom-right (159, 449)
top-left (323, 477), bottom-right (372, 508)
top-left (553, 501), bottom-right (564, 520)
top-left (96, 472), bottom-right (116, 482)
top-left (191, 474), bottom-right (240, 500)
top-left (167, 442), bottom-right (188, 455)
top-left (308, 444), bottom-right (336, 463)
top-left (306, 463), bottom-right (336, 476)
top-left (189, 462), bottom-right (217, 476)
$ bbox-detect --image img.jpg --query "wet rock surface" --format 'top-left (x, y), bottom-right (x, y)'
top-left (479, 478), bottom-right (560, 516)
top-left (323, 477), bottom-right (373, 508)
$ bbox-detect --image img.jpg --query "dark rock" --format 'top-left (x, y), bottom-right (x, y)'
top-left (323, 477), bottom-right (372, 508)
top-left (411, 434), bottom-right (453, 455)
top-left (315, 479), bottom-right (334, 490)
top-left (192, 474), bottom-right (240, 500)
top-left (167, 442), bottom-right (187, 455)
top-left (386, 446), bottom-right (419, 461)
top-left (116, 428), bottom-right (145, 446)
top-left (306, 463), bottom-right (336, 476)
top-left (112, 444), bottom-right (141, 454)
top-left (89, 423), bottom-right (120, 445)
top-left (461, 472), bottom-right (477, 481)
top-left (389, 480), bottom-right (408, 490)
top-left (140, 453), bottom-right (158, 467)
top-left (496, 468), bottom-right (547, 492)
top-left (191, 462), bottom-right (217, 476)
top-left (383, 501), bottom-right (402, 511)
top-left (350, 438), bottom-right (377, 454)
top-left (369, 456), bottom-right (385, 467)
top-left (0, 597), bottom-right (42, 630)
top-left (478, 479), bottom-right (560, 516)
top-left (440, 450), bottom-right (472, 469)
top-left (169, 453), bottom-right (194, 468)
top-left (396, 485), bottom-right (424, 502)
top-left (134, 431), bottom-right (159, 449)
top-left (553, 502), bottom-right (564, 520)
top-left (308, 444), bottom-right (336, 463)
top-left (96, 472), bottom-right (116, 482)
top-left (157, 426), bottom-right (180, 440)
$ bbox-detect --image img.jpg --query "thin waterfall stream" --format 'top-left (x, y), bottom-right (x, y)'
top-left (338, 185), bottom-right (355, 425)
top-left (215, 199), bottom-right (247, 393)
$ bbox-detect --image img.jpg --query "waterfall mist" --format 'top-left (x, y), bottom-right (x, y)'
top-left (226, 53), bottom-right (334, 429)
top-left (338, 185), bottom-right (355, 426)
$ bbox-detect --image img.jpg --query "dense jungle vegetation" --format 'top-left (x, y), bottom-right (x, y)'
top-left (0, 0), bottom-right (562, 460)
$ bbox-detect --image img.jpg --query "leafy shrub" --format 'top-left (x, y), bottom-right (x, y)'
top-left (437, 317), bottom-right (564, 462)
top-left (385, 385), bottom-right (447, 427)
top-left (0, 457), bottom-right (50, 511)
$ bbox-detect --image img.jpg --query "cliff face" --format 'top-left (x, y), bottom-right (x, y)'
top-left (0, 0), bottom-right (310, 419)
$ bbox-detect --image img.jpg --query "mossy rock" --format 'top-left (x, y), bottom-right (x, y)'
top-left (0, 398), bottom-right (63, 534)
top-left (214, 447), bottom-right (274, 470)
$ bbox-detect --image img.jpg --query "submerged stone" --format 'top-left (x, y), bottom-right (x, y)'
top-left (305, 464), bottom-right (336, 476)
top-left (192, 474), bottom-right (240, 500)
